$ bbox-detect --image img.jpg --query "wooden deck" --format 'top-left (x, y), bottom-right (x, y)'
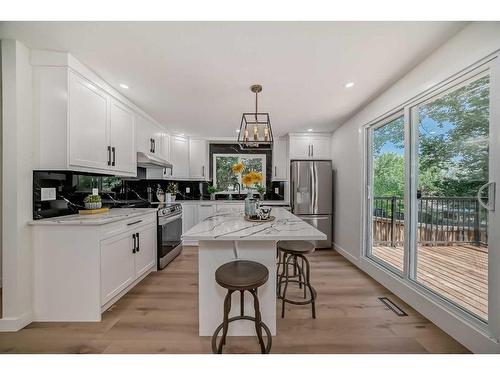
top-left (372, 245), bottom-right (488, 320)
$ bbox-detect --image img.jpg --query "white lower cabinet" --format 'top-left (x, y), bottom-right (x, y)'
top-left (100, 231), bottom-right (136, 306)
top-left (182, 204), bottom-right (198, 234)
top-left (134, 224), bottom-right (157, 278)
top-left (100, 222), bottom-right (157, 306)
top-left (32, 212), bottom-right (157, 322)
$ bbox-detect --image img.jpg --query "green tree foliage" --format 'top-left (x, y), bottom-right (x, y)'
top-left (373, 75), bottom-right (489, 198)
top-left (373, 153), bottom-right (404, 197)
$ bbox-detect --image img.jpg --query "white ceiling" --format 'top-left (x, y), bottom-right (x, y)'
top-left (0, 21), bottom-right (466, 137)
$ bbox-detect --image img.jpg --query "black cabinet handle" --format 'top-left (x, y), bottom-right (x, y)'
top-left (111, 147), bottom-right (116, 166)
top-left (136, 232), bottom-right (140, 252)
top-left (275, 166), bottom-right (277, 176)
top-left (150, 138), bottom-right (153, 153)
top-left (132, 233), bottom-right (136, 254)
top-left (107, 146), bottom-right (111, 166)
top-left (127, 220), bottom-right (143, 226)
top-left (153, 139), bottom-right (156, 153)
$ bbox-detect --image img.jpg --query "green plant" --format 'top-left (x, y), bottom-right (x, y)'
top-left (166, 182), bottom-right (178, 195)
top-left (207, 185), bottom-right (218, 194)
top-left (83, 194), bottom-right (101, 203)
top-left (256, 184), bottom-right (266, 195)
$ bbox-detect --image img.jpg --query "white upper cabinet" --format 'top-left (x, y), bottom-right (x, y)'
top-left (170, 136), bottom-right (190, 179)
top-left (32, 53), bottom-right (140, 177)
top-left (189, 139), bottom-right (208, 180)
top-left (136, 115), bottom-right (169, 162)
top-left (309, 136), bottom-right (331, 159)
top-left (136, 115), bottom-right (156, 155)
top-left (288, 133), bottom-right (331, 160)
top-left (289, 135), bottom-right (312, 159)
top-left (110, 99), bottom-right (136, 174)
top-left (161, 133), bottom-right (171, 162)
top-left (68, 72), bottom-right (110, 171)
top-left (272, 138), bottom-right (288, 181)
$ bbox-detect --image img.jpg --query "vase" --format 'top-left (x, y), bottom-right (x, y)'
top-left (244, 191), bottom-right (257, 217)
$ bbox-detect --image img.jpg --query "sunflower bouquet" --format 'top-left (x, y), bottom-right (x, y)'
top-left (231, 162), bottom-right (264, 190)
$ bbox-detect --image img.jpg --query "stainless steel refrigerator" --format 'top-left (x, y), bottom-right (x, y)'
top-left (290, 160), bottom-right (332, 248)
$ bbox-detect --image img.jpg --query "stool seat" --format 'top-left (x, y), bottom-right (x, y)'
top-left (278, 240), bottom-right (315, 254)
top-left (215, 260), bottom-right (269, 290)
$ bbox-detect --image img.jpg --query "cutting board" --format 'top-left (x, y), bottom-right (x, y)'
top-left (78, 207), bottom-right (110, 215)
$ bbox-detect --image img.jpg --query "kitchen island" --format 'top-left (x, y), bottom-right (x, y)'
top-left (182, 207), bottom-right (326, 336)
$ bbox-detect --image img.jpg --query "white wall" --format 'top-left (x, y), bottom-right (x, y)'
top-left (0, 39), bottom-right (34, 330)
top-left (331, 22), bottom-right (500, 353)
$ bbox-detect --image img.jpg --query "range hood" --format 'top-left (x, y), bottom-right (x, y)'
top-left (136, 152), bottom-right (173, 169)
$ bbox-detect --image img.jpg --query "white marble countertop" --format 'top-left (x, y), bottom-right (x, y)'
top-left (177, 200), bottom-right (289, 206)
top-left (29, 208), bottom-right (157, 226)
top-left (182, 207), bottom-right (326, 241)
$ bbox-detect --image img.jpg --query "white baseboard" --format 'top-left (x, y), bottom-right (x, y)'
top-left (0, 311), bottom-right (33, 332)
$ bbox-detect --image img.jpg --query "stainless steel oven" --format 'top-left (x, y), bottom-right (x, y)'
top-left (157, 204), bottom-right (182, 269)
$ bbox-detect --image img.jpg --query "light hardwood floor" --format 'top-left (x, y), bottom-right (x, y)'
top-left (0, 246), bottom-right (469, 354)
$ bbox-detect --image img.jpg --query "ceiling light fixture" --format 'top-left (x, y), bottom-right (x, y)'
top-left (345, 82), bottom-right (355, 88)
top-left (119, 83), bottom-right (129, 89)
top-left (237, 84), bottom-right (273, 150)
top-left (236, 129), bottom-right (240, 133)
top-left (307, 128), bottom-right (313, 132)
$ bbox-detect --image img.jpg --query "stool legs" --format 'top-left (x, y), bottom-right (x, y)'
top-left (212, 288), bottom-right (272, 354)
top-left (250, 289), bottom-right (266, 353)
top-left (278, 252), bottom-right (316, 319)
top-left (218, 290), bottom-right (233, 353)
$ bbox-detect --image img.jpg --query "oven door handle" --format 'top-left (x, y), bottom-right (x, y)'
top-left (159, 213), bottom-right (182, 226)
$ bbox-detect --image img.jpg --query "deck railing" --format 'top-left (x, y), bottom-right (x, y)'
top-left (373, 196), bottom-right (488, 247)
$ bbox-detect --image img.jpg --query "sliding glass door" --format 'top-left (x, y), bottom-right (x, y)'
top-left (365, 59), bottom-right (499, 327)
top-left (366, 112), bottom-right (406, 274)
top-left (409, 72), bottom-right (491, 322)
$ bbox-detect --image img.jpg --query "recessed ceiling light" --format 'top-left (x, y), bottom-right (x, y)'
top-left (345, 82), bottom-right (355, 88)
top-left (236, 129), bottom-right (240, 133)
top-left (307, 128), bottom-right (313, 132)
top-left (119, 83), bottom-right (129, 89)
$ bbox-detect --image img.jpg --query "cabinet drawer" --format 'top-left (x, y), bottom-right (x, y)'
top-left (100, 213), bottom-right (156, 239)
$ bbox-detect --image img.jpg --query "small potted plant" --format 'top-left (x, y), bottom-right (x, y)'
top-left (83, 194), bottom-right (102, 210)
top-left (166, 182), bottom-right (179, 202)
top-left (207, 185), bottom-right (218, 200)
top-left (256, 184), bottom-right (266, 201)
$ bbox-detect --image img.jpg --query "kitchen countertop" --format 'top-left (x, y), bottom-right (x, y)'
top-left (29, 208), bottom-right (157, 226)
top-left (182, 207), bottom-right (325, 241)
top-left (177, 200), bottom-right (289, 205)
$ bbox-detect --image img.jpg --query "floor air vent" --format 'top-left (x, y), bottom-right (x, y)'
top-left (378, 297), bottom-right (408, 316)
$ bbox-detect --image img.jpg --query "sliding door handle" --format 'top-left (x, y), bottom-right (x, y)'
top-left (477, 181), bottom-right (495, 211)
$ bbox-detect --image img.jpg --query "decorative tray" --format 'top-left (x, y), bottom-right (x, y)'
top-left (244, 215), bottom-right (276, 223)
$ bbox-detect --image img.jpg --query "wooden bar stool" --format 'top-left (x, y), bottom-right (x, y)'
top-left (211, 260), bottom-right (272, 354)
top-left (277, 240), bottom-right (317, 318)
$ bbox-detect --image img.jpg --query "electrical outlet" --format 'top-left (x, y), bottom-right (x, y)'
top-left (186, 187), bottom-right (191, 193)
top-left (41, 187), bottom-right (56, 201)
top-left (274, 187), bottom-right (280, 194)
